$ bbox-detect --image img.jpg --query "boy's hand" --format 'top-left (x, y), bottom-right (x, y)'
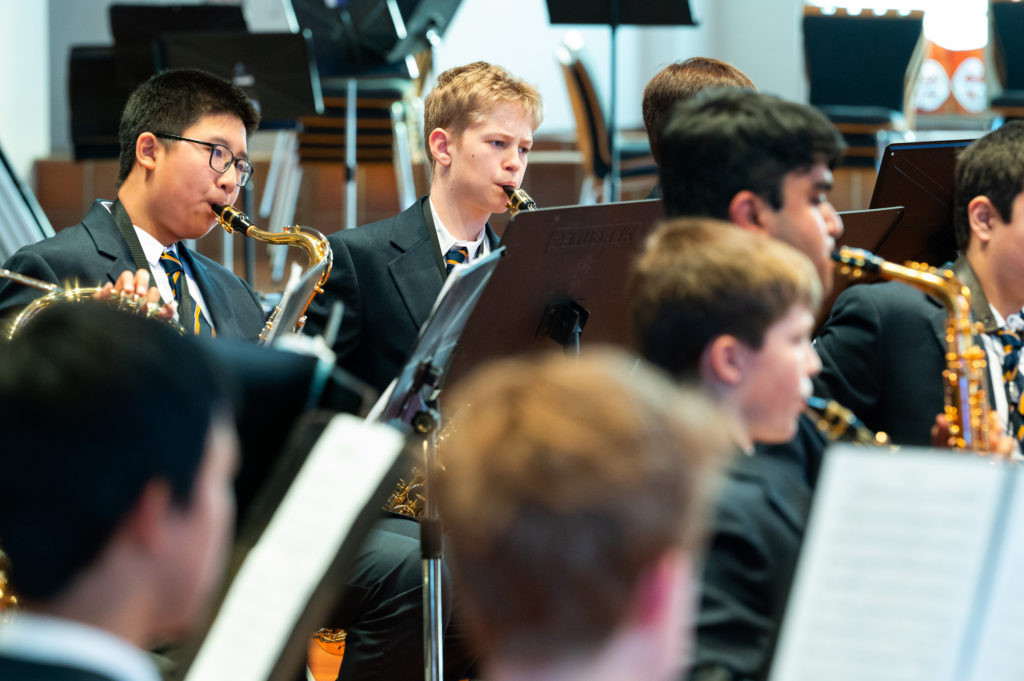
top-left (930, 412), bottom-right (1016, 460)
top-left (94, 269), bottom-right (176, 320)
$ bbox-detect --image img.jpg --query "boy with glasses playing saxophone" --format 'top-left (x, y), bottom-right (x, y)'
top-left (0, 68), bottom-right (266, 340)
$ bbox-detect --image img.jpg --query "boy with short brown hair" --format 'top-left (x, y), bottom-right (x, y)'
top-left (630, 217), bottom-right (822, 450)
top-left (629, 218), bottom-right (823, 681)
top-left (438, 349), bottom-right (729, 681)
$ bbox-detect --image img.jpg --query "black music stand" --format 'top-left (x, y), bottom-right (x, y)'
top-left (990, 1), bottom-right (1024, 116)
top-left (869, 138), bottom-right (974, 266)
top-left (546, 1), bottom-right (695, 200)
top-left (156, 31), bottom-right (324, 127)
top-left (178, 411), bottom-right (411, 681)
top-left (372, 249), bottom-right (503, 681)
top-left (445, 198), bottom-right (665, 388)
top-left (817, 206), bottom-right (904, 327)
top-left (289, 0), bottom-right (462, 229)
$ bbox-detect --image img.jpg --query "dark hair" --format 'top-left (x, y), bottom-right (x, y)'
top-left (658, 89), bottom-right (844, 218)
top-left (953, 121), bottom-right (1024, 250)
top-left (629, 218), bottom-right (821, 380)
top-left (642, 57), bottom-right (755, 164)
top-left (117, 68), bottom-right (260, 186)
top-left (0, 304), bottom-right (232, 600)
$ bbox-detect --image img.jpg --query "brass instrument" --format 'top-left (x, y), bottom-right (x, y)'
top-left (805, 396), bottom-right (890, 446)
top-left (0, 268), bottom-right (173, 339)
top-left (212, 204), bottom-right (333, 344)
top-left (833, 246), bottom-right (991, 451)
top-left (504, 185), bottom-right (537, 216)
top-left (0, 549), bottom-right (16, 616)
top-left (384, 468), bottom-right (427, 519)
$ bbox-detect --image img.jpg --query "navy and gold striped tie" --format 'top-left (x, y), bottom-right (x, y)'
top-left (995, 320), bottom-right (1024, 444)
top-left (160, 248), bottom-right (214, 337)
top-left (445, 244), bottom-right (470, 274)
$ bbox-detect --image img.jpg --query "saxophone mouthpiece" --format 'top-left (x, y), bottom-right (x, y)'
top-left (212, 203), bottom-right (253, 234)
top-left (503, 186), bottom-right (537, 216)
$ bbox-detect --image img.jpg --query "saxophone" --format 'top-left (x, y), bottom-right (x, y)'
top-left (832, 246), bottom-right (991, 451)
top-left (212, 204), bottom-right (332, 344)
top-left (504, 185), bottom-right (537, 216)
top-left (805, 396), bottom-right (891, 446)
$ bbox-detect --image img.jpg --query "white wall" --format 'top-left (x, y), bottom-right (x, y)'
top-left (435, 0), bottom-right (806, 135)
top-left (0, 0), bottom-right (50, 182)
top-left (36, 0), bottom-right (809, 155)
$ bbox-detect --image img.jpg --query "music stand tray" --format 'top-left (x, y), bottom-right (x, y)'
top-left (869, 138), bottom-right (974, 266)
top-left (445, 199), bottom-right (665, 388)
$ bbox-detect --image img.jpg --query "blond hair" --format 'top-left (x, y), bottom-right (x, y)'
top-left (423, 61), bottom-right (543, 167)
top-left (438, 348), bottom-right (728, 662)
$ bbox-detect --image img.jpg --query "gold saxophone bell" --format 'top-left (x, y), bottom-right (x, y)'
top-left (832, 246), bottom-right (991, 452)
top-left (0, 269), bottom-right (180, 340)
top-left (503, 185), bottom-right (537, 216)
top-left (212, 204), bottom-right (333, 344)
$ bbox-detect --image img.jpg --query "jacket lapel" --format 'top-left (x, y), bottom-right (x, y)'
top-left (80, 202), bottom-right (142, 286)
top-left (388, 214), bottom-right (445, 330)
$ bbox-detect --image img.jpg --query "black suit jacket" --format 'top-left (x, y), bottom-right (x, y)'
top-left (0, 201), bottom-right (266, 341)
top-left (813, 256), bottom-right (997, 446)
top-left (304, 197), bottom-right (497, 394)
top-left (689, 417), bottom-right (823, 681)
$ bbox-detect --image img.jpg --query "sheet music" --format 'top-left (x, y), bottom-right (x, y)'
top-left (963, 466), bottom-right (1024, 681)
top-left (185, 414), bottom-right (405, 681)
top-left (768, 446), bottom-right (1007, 681)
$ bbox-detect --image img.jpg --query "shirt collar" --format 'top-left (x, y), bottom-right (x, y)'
top-left (429, 197), bottom-right (486, 258)
top-left (101, 200), bottom-right (174, 268)
top-left (0, 611), bottom-right (161, 681)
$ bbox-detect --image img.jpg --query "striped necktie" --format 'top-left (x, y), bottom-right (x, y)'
top-left (994, 316), bottom-right (1024, 444)
top-left (160, 248), bottom-right (214, 337)
top-left (445, 244), bottom-right (470, 274)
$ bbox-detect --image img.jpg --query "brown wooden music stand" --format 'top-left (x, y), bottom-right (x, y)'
top-left (444, 198), bottom-right (665, 389)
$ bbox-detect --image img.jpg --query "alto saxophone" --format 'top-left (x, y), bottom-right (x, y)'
top-left (833, 246), bottom-right (991, 451)
top-left (504, 185), bottom-right (537, 216)
top-left (212, 204), bottom-right (332, 344)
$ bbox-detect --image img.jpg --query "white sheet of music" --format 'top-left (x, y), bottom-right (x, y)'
top-left (960, 468), bottom-right (1024, 681)
top-left (184, 414), bottom-right (405, 681)
top-left (768, 446), bottom-right (1011, 681)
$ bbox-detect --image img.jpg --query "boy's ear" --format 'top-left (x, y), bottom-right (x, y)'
top-left (702, 334), bottom-right (748, 387)
top-left (629, 550), bottom-right (691, 629)
top-left (428, 128), bottom-right (454, 168)
top-left (124, 479), bottom-right (174, 555)
top-left (728, 190), bottom-right (766, 233)
top-left (967, 195), bottom-right (1000, 246)
top-left (135, 132), bottom-right (159, 172)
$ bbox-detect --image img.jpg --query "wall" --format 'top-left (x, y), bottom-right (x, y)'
top-left (28, 0), bottom-right (809, 171)
top-left (0, 0), bottom-right (51, 182)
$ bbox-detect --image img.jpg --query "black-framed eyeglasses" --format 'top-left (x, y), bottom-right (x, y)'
top-left (154, 132), bottom-right (254, 187)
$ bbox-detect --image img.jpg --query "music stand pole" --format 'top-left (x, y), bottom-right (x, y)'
top-left (608, 0), bottom-right (620, 202)
top-left (346, 78), bottom-right (358, 230)
top-left (401, 360), bottom-right (445, 681)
